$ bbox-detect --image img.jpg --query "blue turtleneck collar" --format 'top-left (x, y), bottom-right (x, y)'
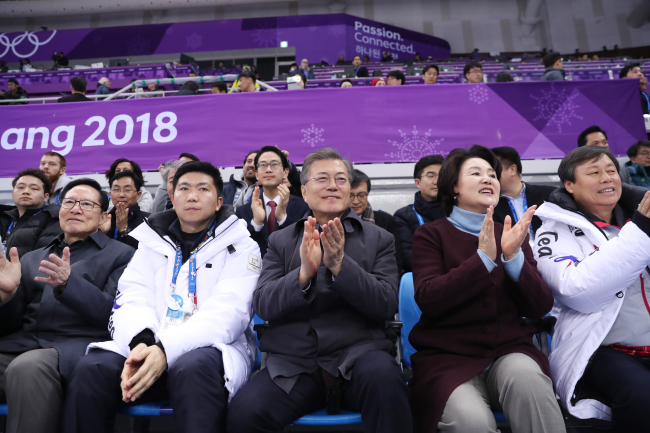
top-left (448, 205), bottom-right (486, 237)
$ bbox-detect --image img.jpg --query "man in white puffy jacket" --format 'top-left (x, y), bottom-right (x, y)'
top-left (61, 162), bottom-right (262, 433)
top-left (533, 146), bottom-right (650, 433)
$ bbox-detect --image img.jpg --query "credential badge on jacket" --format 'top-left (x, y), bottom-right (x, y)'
top-left (247, 253), bottom-right (261, 274)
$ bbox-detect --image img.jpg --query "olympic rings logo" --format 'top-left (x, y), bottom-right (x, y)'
top-left (0, 31), bottom-right (57, 59)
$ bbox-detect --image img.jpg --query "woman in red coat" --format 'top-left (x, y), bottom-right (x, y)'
top-left (409, 145), bottom-right (565, 433)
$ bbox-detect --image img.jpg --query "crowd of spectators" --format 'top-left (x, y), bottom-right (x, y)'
top-left (0, 118), bottom-right (649, 432)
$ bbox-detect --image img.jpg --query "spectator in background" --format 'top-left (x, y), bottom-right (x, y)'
top-left (422, 64), bottom-right (439, 85)
top-left (541, 52), bottom-right (565, 81)
top-left (100, 171), bottom-right (150, 249)
top-left (299, 59), bottom-right (316, 80)
top-left (619, 63), bottom-right (650, 115)
top-left (339, 79), bottom-right (353, 88)
top-left (151, 160), bottom-right (189, 213)
top-left (228, 147), bottom-right (411, 433)
top-left (222, 151), bottom-right (258, 209)
top-left (335, 54), bottom-right (346, 66)
top-left (470, 48), bottom-right (480, 58)
top-left (414, 53), bottom-right (422, 62)
top-left (235, 146), bottom-right (309, 257)
top-left (288, 63), bottom-right (299, 72)
top-left (387, 70), bottom-right (405, 85)
top-left (381, 51), bottom-right (394, 62)
top-left (235, 70), bottom-right (259, 93)
top-left (58, 76), bottom-right (91, 103)
top-left (363, 55), bottom-right (371, 63)
top-left (352, 55), bottom-right (369, 78)
top-left (179, 153), bottom-right (200, 162)
top-left (146, 83), bottom-right (165, 97)
top-left (173, 81), bottom-right (200, 96)
top-left (19, 58), bottom-right (31, 71)
top-left (0, 169), bottom-right (62, 259)
top-left (41, 151), bottom-right (71, 206)
top-left (188, 71), bottom-right (198, 77)
top-left (625, 141), bottom-right (650, 188)
top-left (394, 155), bottom-right (445, 272)
top-left (0, 178), bottom-right (134, 433)
top-left (56, 52), bottom-right (69, 67)
top-left (592, 54), bottom-right (599, 61)
top-left (463, 61), bottom-right (483, 83)
top-left (95, 77), bottom-right (111, 99)
top-left (496, 71), bottom-right (515, 82)
top-left (577, 125), bottom-right (633, 184)
top-left (104, 158), bottom-right (153, 213)
top-left (371, 78), bottom-right (387, 86)
top-left (0, 78), bottom-right (28, 105)
top-left (291, 71), bottom-right (307, 89)
top-left (491, 146), bottom-right (557, 236)
top-left (350, 169), bottom-right (401, 270)
top-left (211, 82), bottom-right (228, 94)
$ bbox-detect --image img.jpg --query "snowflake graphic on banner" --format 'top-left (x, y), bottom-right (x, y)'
top-left (126, 35), bottom-right (151, 55)
top-left (468, 85), bottom-right (489, 105)
top-left (386, 126), bottom-right (445, 162)
top-left (301, 124), bottom-right (325, 147)
top-left (253, 28), bottom-right (277, 47)
top-left (327, 25), bottom-right (346, 38)
top-left (186, 33), bottom-right (203, 50)
top-left (530, 84), bottom-right (582, 132)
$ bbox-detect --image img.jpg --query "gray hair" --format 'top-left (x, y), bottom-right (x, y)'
top-left (162, 160), bottom-right (189, 183)
top-left (300, 147), bottom-right (354, 185)
top-left (558, 146), bottom-right (620, 184)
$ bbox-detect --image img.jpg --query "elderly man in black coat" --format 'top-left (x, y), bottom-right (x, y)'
top-left (0, 178), bottom-right (134, 433)
top-left (228, 148), bottom-right (412, 433)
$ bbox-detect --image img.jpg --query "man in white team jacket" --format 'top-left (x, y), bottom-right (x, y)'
top-left (62, 162), bottom-right (262, 433)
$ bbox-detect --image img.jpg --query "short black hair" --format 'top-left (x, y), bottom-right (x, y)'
top-left (104, 158), bottom-right (145, 183)
top-left (491, 146), bottom-right (522, 175)
top-left (437, 145), bottom-right (501, 216)
top-left (619, 62), bottom-right (642, 79)
top-left (254, 146), bottom-right (289, 170)
top-left (543, 52), bottom-right (562, 68)
top-left (577, 125), bottom-right (607, 147)
top-left (109, 171), bottom-right (144, 191)
top-left (422, 64), bottom-right (439, 75)
top-left (211, 82), bottom-right (228, 93)
top-left (292, 71), bottom-right (307, 86)
top-left (414, 155), bottom-right (444, 179)
top-left (239, 70), bottom-right (257, 84)
top-left (627, 140), bottom-right (650, 159)
top-left (12, 168), bottom-right (52, 193)
top-left (172, 161), bottom-right (224, 198)
top-left (179, 153), bottom-right (200, 161)
top-left (558, 146), bottom-right (619, 184)
top-left (495, 71), bottom-right (514, 82)
top-left (70, 76), bottom-right (87, 92)
top-left (463, 61), bottom-right (482, 77)
top-left (386, 70), bottom-right (405, 85)
top-left (8, 78), bottom-right (18, 85)
top-left (243, 150), bottom-right (257, 165)
top-left (339, 79), bottom-right (353, 87)
top-left (61, 178), bottom-right (110, 212)
top-left (352, 55), bottom-right (361, 61)
top-left (181, 81), bottom-right (199, 92)
top-left (290, 63), bottom-right (298, 68)
top-left (351, 169), bottom-right (371, 193)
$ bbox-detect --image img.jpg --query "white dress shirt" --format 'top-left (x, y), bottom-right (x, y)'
top-left (251, 193), bottom-right (287, 232)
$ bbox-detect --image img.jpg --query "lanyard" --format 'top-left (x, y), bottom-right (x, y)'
top-left (355, 66), bottom-right (362, 76)
top-left (3, 209), bottom-right (42, 250)
top-left (55, 192), bottom-right (60, 205)
top-left (506, 192), bottom-right (528, 224)
top-left (170, 221), bottom-right (217, 311)
top-left (412, 204), bottom-right (425, 226)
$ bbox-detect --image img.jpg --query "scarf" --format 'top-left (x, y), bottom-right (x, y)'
top-left (361, 203), bottom-right (375, 224)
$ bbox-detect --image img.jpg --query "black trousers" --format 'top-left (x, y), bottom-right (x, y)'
top-left (61, 347), bottom-right (229, 433)
top-left (227, 350), bottom-right (412, 433)
top-left (582, 346), bottom-right (650, 433)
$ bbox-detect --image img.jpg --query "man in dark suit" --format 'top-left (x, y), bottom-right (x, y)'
top-left (235, 146), bottom-right (309, 257)
top-left (351, 55), bottom-right (369, 78)
top-left (491, 146), bottom-right (557, 237)
top-left (58, 77), bottom-right (92, 103)
top-left (0, 178), bottom-right (134, 433)
top-left (228, 147), bottom-right (411, 433)
top-left (101, 171), bottom-right (150, 249)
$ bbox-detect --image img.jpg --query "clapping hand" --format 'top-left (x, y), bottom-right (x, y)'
top-left (501, 205), bottom-right (537, 261)
top-left (275, 184), bottom-right (291, 223)
top-left (298, 216), bottom-right (321, 287)
top-left (0, 247), bottom-right (21, 303)
top-left (321, 218), bottom-right (345, 276)
top-left (35, 247), bottom-right (71, 291)
top-left (251, 186), bottom-right (265, 226)
top-left (638, 191), bottom-right (650, 220)
top-left (99, 214), bottom-right (112, 234)
top-left (114, 203), bottom-right (129, 233)
top-left (478, 206), bottom-right (497, 262)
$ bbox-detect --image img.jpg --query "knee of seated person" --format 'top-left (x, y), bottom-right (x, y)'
top-left (440, 408), bottom-right (495, 433)
top-left (5, 352), bottom-right (50, 380)
top-left (227, 393), bottom-right (269, 432)
top-left (169, 348), bottom-right (221, 377)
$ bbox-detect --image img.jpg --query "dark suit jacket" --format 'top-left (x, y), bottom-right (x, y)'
top-left (0, 231), bottom-right (134, 384)
top-left (493, 183), bottom-right (557, 234)
top-left (254, 209), bottom-right (399, 393)
top-left (58, 93), bottom-right (92, 103)
top-left (107, 204), bottom-right (150, 249)
top-left (235, 191), bottom-right (309, 257)
top-left (354, 66), bottom-right (369, 77)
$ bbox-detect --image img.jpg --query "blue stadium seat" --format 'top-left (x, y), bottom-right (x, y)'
top-left (398, 272), bottom-right (508, 425)
top-left (292, 409), bottom-right (362, 425)
top-left (0, 404), bottom-right (7, 416)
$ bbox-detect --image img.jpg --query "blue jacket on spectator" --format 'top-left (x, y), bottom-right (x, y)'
top-left (541, 67), bottom-right (565, 81)
top-left (296, 67), bottom-right (315, 80)
top-left (625, 161), bottom-right (650, 188)
top-left (95, 84), bottom-right (111, 95)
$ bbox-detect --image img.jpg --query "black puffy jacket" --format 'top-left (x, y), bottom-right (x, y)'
top-left (0, 205), bottom-right (63, 259)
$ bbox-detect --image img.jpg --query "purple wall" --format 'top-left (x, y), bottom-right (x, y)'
top-left (0, 14), bottom-right (450, 65)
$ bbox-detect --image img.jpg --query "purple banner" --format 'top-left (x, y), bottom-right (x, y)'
top-left (0, 80), bottom-right (645, 177)
top-left (0, 14), bottom-right (450, 65)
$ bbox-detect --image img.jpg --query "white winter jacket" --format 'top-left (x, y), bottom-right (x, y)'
top-left (88, 208), bottom-right (262, 399)
top-left (534, 190), bottom-right (650, 421)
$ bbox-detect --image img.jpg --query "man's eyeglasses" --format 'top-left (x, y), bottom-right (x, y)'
top-left (420, 172), bottom-right (439, 180)
top-left (61, 198), bottom-right (101, 211)
top-left (468, 69), bottom-right (482, 74)
top-left (110, 187), bottom-right (137, 194)
top-left (638, 151), bottom-right (650, 157)
top-left (306, 176), bottom-right (349, 187)
top-left (257, 162), bottom-right (282, 171)
top-left (350, 192), bottom-right (369, 200)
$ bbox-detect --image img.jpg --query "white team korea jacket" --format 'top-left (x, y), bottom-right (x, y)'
top-left (88, 209), bottom-right (262, 399)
